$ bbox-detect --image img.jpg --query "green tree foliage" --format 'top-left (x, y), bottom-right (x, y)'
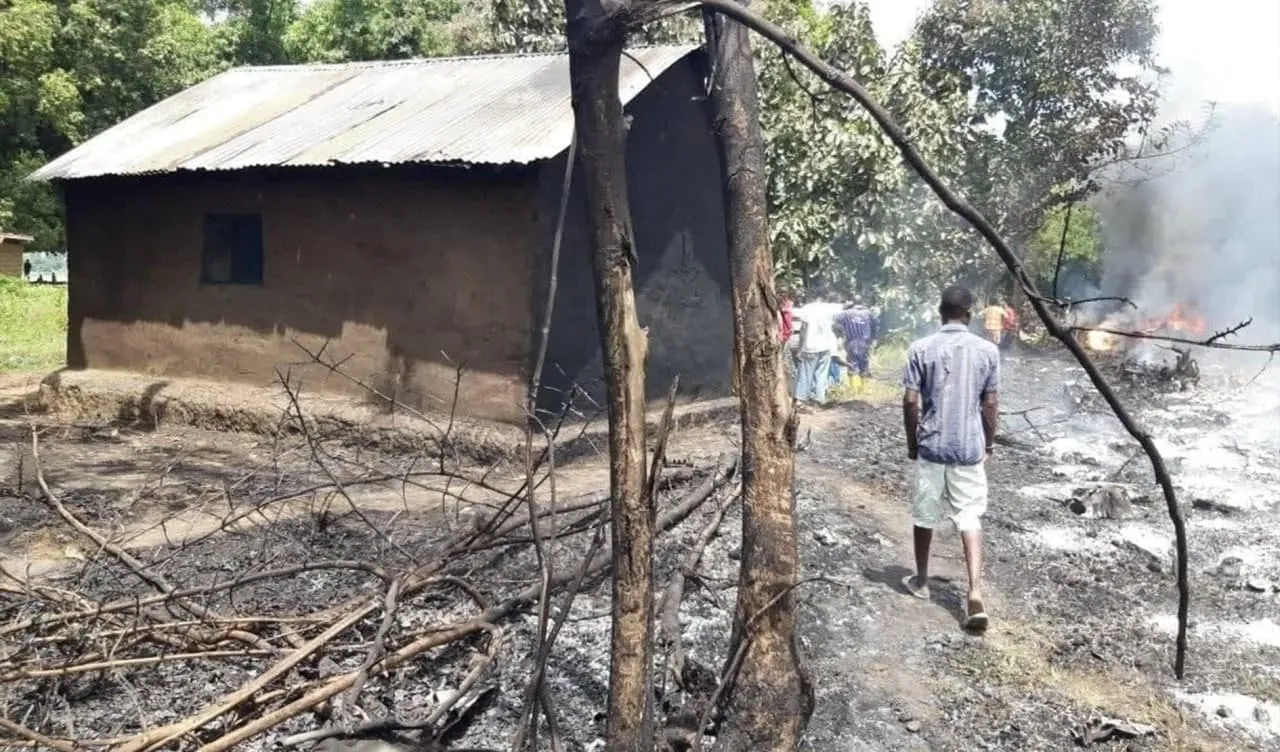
top-left (760, 0), bottom-right (894, 291)
top-left (283, 0), bottom-right (466, 62)
top-left (203, 0), bottom-right (298, 65)
top-left (911, 0), bottom-right (1163, 263)
top-left (0, 0), bottom-right (225, 251)
top-left (1025, 202), bottom-right (1103, 290)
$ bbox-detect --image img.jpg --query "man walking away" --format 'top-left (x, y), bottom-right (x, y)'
top-left (835, 296), bottom-right (878, 389)
top-left (980, 300), bottom-right (1005, 346)
top-left (792, 295), bottom-right (843, 406)
top-left (901, 286), bottom-right (1000, 633)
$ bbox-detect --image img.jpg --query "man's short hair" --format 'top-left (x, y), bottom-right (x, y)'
top-left (939, 285), bottom-right (975, 318)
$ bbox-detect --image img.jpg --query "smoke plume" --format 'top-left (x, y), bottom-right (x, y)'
top-left (1093, 105), bottom-right (1280, 347)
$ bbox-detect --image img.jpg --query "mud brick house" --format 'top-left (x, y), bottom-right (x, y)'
top-left (30, 45), bottom-right (732, 423)
top-left (0, 230), bottom-right (34, 278)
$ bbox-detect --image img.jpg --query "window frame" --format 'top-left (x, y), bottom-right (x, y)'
top-left (200, 212), bottom-right (265, 287)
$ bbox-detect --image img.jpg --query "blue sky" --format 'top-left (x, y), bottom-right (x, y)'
top-left (863, 0), bottom-right (1280, 120)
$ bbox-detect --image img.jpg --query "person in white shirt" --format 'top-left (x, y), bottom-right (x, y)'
top-left (792, 296), bottom-right (844, 405)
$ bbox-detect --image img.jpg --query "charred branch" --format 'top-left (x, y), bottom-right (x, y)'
top-left (1071, 318), bottom-right (1276, 353)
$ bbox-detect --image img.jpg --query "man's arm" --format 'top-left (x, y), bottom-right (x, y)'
top-left (903, 389), bottom-right (920, 460)
top-left (902, 348), bottom-right (922, 460)
top-left (980, 351), bottom-right (1000, 454)
top-left (981, 390), bottom-right (998, 455)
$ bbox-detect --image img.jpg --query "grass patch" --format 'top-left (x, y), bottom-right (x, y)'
top-left (957, 620), bottom-right (1233, 752)
top-left (0, 277), bottom-right (67, 372)
top-left (825, 342), bottom-right (909, 405)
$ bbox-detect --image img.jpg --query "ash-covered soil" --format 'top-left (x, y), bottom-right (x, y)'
top-left (1, 351), bottom-right (1275, 751)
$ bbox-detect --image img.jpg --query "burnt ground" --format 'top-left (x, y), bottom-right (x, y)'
top-left (0, 350), bottom-right (1276, 752)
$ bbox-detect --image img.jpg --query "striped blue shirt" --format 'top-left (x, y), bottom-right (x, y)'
top-left (903, 324), bottom-right (1000, 465)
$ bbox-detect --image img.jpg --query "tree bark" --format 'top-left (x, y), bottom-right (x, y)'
top-left (702, 5), bottom-right (813, 750)
top-left (562, 1), bottom-right (656, 748)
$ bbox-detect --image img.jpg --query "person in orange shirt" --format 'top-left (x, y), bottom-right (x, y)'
top-left (980, 301), bottom-right (1006, 345)
top-left (1001, 301), bottom-right (1018, 349)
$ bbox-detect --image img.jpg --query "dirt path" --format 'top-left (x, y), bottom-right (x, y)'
top-left (792, 404), bottom-right (1240, 751)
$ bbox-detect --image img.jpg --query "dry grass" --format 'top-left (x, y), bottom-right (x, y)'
top-left (825, 342), bottom-right (909, 405)
top-left (0, 278), bottom-right (66, 372)
top-left (964, 619), bottom-right (1233, 752)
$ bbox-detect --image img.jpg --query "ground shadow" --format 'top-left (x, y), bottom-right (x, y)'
top-left (861, 563), bottom-right (969, 628)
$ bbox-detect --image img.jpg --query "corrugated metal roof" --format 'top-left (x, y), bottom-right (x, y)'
top-left (1, 231), bottom-right (35, 243)
top-left (29, 45), bottom-right (698, 181)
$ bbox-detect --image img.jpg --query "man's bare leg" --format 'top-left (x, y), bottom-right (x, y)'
top-left (960, 529), bottom-right (988, 630)
top-left (908, 525), bottom-right (933, 595)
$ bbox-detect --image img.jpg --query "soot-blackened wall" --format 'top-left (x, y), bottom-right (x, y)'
top-left (534, 54), bottom-right (733, 418)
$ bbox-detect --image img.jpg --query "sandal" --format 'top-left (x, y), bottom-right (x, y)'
top-left (964, 599), bottom-right (989, 633)
top-left (901, 575), bottom-right (931, 600)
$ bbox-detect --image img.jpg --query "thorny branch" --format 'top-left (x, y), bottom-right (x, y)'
top-left (663, 0), bottom-right (1200, 678)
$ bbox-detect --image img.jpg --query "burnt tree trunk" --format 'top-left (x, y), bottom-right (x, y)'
top-left (562, 1), bottom-right (656, 749)
top-left (703, 5), bottom-right (813, 749)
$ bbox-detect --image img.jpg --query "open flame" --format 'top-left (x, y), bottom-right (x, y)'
top-left (1081, 303), bottom-right (1208, 353)
top-left (1085, 329), bottom-right (1121, 352)
top-left (1159, 304), bottom-right (1207, 335)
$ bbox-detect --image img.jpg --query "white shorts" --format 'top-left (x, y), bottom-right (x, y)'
top-left (913, 458), bottom-right (988, 532)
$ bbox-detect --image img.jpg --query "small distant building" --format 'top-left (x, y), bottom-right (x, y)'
top-left (0, 230), bottom-right (35, 278)
top-left (29, 46), bottom-right (733, 423)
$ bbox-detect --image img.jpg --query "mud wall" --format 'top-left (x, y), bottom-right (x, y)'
top-left (533, 53), bottom-right (734, 418)
top-left (62, 165), bottom-right (538, 423)
top-left (0, 241), bottom-right (23, 278)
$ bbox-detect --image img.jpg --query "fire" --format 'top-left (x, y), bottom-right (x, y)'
top-left (1079, 303), bottom-right (1207, 353)
top-left (1160, 304), bottom-right (1207, 335)
top-left (1085, 329), bottom-right (1121, 352)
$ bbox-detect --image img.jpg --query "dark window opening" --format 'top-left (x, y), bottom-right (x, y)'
top-left (202, 213), bottom-right (264, 285)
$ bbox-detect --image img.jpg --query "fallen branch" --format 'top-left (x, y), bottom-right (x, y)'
top-left (339, 576), bottom-right (404, 719)
top-left (103, 456), bottom-right (737, 751)
top-left (118, 603), bottom-right (378, 752)
top-left (0, 718), bottom-right (77, 752)
top-left (658, 492), bottom-right (739, 691)
top-left (30, 430), bottom-right (276, 655)
top-left (279, 628), bottom-right (507, 747)
top-left (0, 649), bottom-right (275, 681)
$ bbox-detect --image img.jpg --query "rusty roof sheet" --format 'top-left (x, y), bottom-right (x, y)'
top-left (30, 45), bottom-right (698, 181)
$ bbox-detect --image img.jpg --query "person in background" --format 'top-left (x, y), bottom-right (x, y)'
top-left (835, 296), bottom-right (879, 390)
top-left (1001, 300), bottom-right (1019, 350)
top-left (980, 299), bottom-right (1006, 346)
top-left (792, 293), bottom-right (843, 407)
top-left (901, 285), bottom-right (1000, 633)
top-left (779, 287), bottom-right (797, 392)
